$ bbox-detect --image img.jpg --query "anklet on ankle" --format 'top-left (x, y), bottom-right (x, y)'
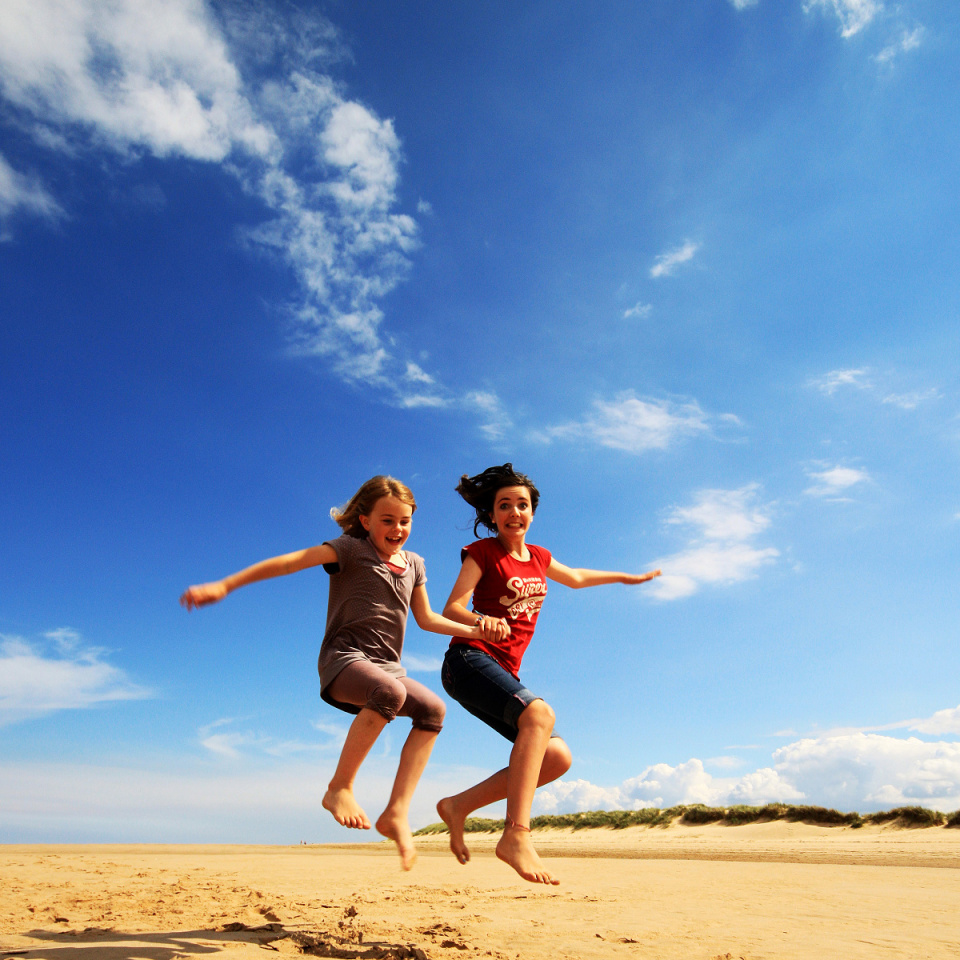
top-left (504, 815), bottom-right (530, 832)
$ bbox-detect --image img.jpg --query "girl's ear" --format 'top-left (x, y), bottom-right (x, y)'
top-left (359, 514), bottom-right (371, 531)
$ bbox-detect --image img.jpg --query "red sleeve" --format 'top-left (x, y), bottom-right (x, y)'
top-left (463, 539), bottom-right (489, 570)
top-left (529, 543), bottom-right (552, 570)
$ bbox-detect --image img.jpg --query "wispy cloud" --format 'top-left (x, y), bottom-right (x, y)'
top-left (810, 367), bottom-right (872, 395)
top-left (622, 302), bottom-right (652, 320)
top-left (803, 463), bottom-right (870, 499)
top-left (875, 26), bottom-right (924, 64)
top-left (804, 0), bottom-right (882, 38)
top-left (464, 390), bottom-right (513, 442)
top-left (0, 0), bottom-right (429, 402)
top-left (536, 703), bottom-right (960, 815)
top-left (541, 393), bottom-right (718, 455)
top-left (198, 717), bottom-right (345, 760)
top-left (811, 368), bottom-right (939, 412)
top-left (0, 629), bottom-right (150, 725)
top-left (881, 387), bottom-right (941, 410)
top-left (650, 485), bottom-right (779, 600)
top-left (0, 153), bottom-right (63, 235)
top-left (0, 754), bottom-right (493, 842)
top-left (728, 0), bottom-right (760, 10)
top-left (402, 653), bottom-right (443, 672)
top-left (650, 240), bottom-right (700, 279)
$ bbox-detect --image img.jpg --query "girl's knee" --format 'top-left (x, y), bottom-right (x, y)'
top-left (519, 697), bottom-right (555, 733)
top-left (412, 696), bottom-right (445, 733)
top-left (546, 738), bottom-right (573, 778)
top-left (367, 677), bottom-right (406, 721)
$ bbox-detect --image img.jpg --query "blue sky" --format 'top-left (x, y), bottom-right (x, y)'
top-left (2, 0), bottom-right (960, 843)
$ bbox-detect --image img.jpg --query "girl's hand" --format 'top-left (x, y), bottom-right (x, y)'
top-left (630, 568), bottom-right (662, 584)
top-left (180, 581), bottom-right (228, 610)
top-left (477, 615), bottom-right (510, 642)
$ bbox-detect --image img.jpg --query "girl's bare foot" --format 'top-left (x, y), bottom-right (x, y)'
top-left (437, 796), bottom-right (470, 864)
top-left (375, 810), bottom-right (417, 871)
top-left (322, 786), bottom-right (371, 829)
top-left (495, 819), bottom-right (559, 885)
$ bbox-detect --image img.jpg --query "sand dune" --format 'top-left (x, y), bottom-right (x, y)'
top-left (3, 823), bottom-right (959, 960)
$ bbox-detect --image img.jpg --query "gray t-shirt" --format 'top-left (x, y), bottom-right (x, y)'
top-left (317, 534), bottom-right (427, 692)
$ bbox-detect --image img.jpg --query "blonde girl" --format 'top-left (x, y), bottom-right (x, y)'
top-left (438, 464), bottom-right (661, 885)
top-left (181, 475), bottom-right (491, 870)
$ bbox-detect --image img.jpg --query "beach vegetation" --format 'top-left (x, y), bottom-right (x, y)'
top-left (415, 803), bottom-right (957, 835)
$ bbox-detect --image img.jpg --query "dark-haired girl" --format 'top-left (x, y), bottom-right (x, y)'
top-left (438, 464), bottom-right (661, 884)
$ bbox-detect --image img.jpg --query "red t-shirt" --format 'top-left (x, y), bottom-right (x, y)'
top-left (451, 537), bottom-right (552, 678)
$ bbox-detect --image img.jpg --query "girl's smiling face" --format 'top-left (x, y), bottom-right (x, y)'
top-left (360, 495), bottom-right (413, 560)
top-left (490, 485), bottom-right (534, 540)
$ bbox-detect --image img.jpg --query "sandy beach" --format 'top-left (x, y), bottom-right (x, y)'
top-left (3, 822), bottom-right (959, 960)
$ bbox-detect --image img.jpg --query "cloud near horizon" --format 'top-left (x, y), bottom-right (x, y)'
top-left (8, 703), bottom-right (957, 842)
top-left (536, 703), bottom-right (960, 815)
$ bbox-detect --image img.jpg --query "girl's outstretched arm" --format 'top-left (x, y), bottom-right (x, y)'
top-left (442, 556), bottom-right (510, 643)
top-left (409, 585), bottom-right (501, 640)
top-left (180, 543), bottom-right (338, 610)
top-left (546, 558), bottom-right (661, 590)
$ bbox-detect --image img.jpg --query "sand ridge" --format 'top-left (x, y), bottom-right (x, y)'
top-left (2, 824), bottom-right (960, 960)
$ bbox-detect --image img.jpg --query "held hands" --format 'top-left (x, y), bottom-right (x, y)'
top-left (179, 581), bottom-right (228, 611)
top-left (475, 615), bottom-right (511, 643)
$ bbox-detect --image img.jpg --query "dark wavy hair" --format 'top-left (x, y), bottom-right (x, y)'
top-left (455, 463), bottom-right (540, 537)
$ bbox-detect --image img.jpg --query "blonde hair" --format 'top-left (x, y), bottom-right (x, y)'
top-left (331, 476), bottom-right (417, 538)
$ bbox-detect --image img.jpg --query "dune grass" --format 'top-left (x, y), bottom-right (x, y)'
top-left (414, 803), bottom-right (958, 835)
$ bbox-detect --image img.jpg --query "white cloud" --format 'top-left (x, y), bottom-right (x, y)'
top-left (0, 0), bottom-right (272, 160)
top-left (544, 393), bottom-right (712, 455)
top-left (810, 367), bottom-right (871, 395)
top-left (198, 716), bottom-right (346, 760)
top-left (535, 759), bottom-right (801, 813)
top-left (405, 362), bottom-right (434, 385)
top-left (622, 302), bottom-right (652, 320)
top-left (667, 485), bottom-right (771, 541)
top-left (803, 464), bottom-right (870, 499)
top-left (401, 653), bottom-right (443, 672)
top-left (536, 707), bottom-right (960, 816)
top-left (804, 0), bottom-right (882, 38)
top-left (0, 755), bottom-right (493, 843)
top-left (0, 0), bottom-right (429, 397)
top-left (875, 26), bottom-right (924, 64)
top-left (0, 630), bottom-right (151, 725)
top-left (729, 0), bottom-right (759, 9)
top-left (910, 706), bottom-right (960, 737)
top-left (812, 368), bottom-right (940, 414)
top-left (881, 387), bottom-right (940, 410)
top-left (650, 485), bottom-right (779, 600)
top-left (0, 153), bottom-right (63, 234)
top-left (464, 390), bottom-right (513, 442)
top-left (650, 240), bottom-right (700, 278)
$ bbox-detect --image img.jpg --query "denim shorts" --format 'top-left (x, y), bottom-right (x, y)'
top-left (442, 644), bottom-right (554, 743)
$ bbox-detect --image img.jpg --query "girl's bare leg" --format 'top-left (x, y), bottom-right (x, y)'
top-left (375, 726), bottom-right (439, 870)
top-left (495, 699), bottom-right (560, 883)
top-left (437, 737), bottom-right (571, 865)
top-left (322, 707), bottom-right (388, 829)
